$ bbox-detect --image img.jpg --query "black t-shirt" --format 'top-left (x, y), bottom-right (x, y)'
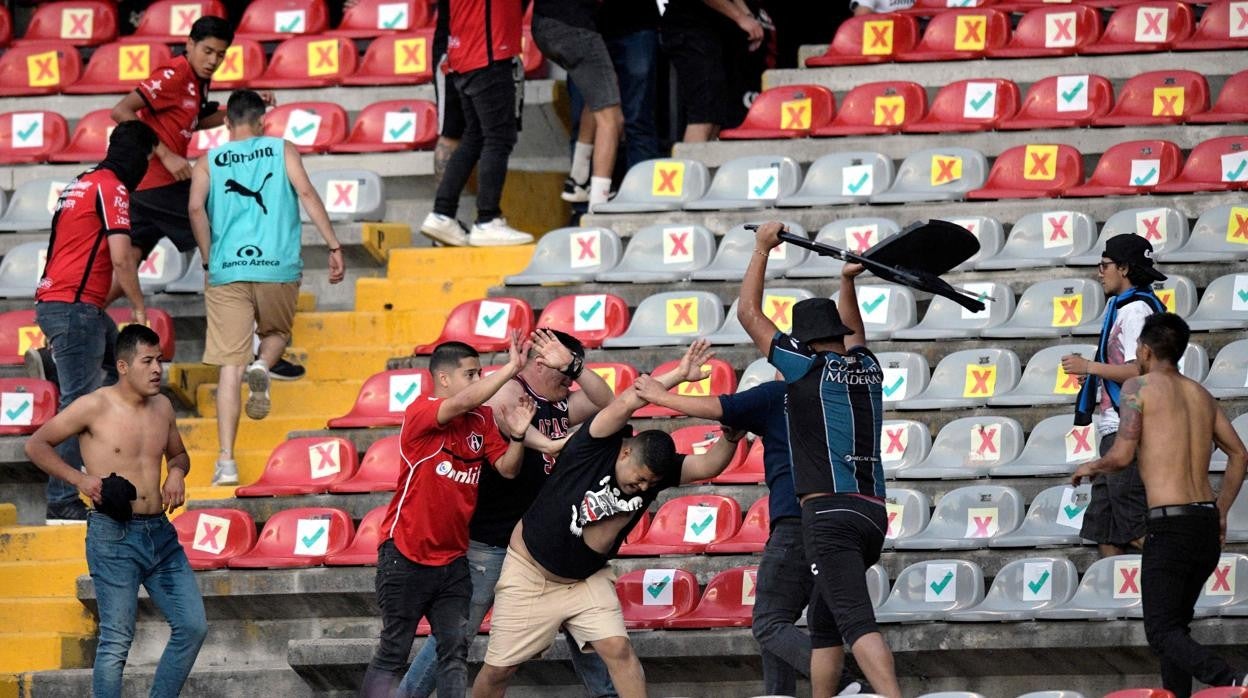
top-left (522, 425), bottom-right (681, 579)
top-left (598, 0), bottom-right (658, 37)
top-left (533, 0), bottom-right (599, 30)
top-left (470, 377), bottom-right (572, 547)
top-left (660, 0), bottom-right (736, 34)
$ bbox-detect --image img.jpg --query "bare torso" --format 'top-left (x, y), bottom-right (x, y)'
top-left (1135, 371), bottom-right (1218, 508)
top-left (509, 513), bottom-right (635, 584)
top-left (78, 386), bottom-right (176, 515)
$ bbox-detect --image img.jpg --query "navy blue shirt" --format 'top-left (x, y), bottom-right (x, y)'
top-left (718, 381), bottom-right (801, 527)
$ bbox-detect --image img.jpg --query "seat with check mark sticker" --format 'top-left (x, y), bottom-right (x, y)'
top-left (228, 507), bottom-right (355, 569)
top-left (990, 484), bottom-right (1094, 547)
top-left (617, 494), bottom-right (741, 557)
top-left (235, 0), bottom-right (329, 42)
top-left (875, 559), bottom-right (985, 623)
top-left (412, 297), bottom-right (534, 354)
top-left (0, 109), bottom-right (68, 164)
top-left (615, 568), bottom-right (700, 629)
top-left (947, 557), bottom-right (1079, 622)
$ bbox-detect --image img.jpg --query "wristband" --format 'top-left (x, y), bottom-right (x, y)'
top-left (201, 263), bottom-right (209, 270)
top-left (510, 431), bottom-right (526, 441)
top-left (560, 354), bottom-right (585, 381)
top-left (328, 247), bottom-right (341, 253)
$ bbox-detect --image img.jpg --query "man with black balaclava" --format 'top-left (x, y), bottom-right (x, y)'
top-left (34, 120), bottom-right (159, 524)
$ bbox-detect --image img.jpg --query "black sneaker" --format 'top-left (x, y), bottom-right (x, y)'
top-left (561, 176), bottom-right (589, 203)
top-left (269, 358), bottom-right (306, 381)
top-left (46, 499), bottom-right (89, 525)
top-left (24, 347), bottom-right (57, 383)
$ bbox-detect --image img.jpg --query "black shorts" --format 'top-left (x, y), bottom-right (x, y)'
top-left (129, 180), bottom-right (195, 257)
top-left (434, 52), bottom-right (465, 140)
top-left (531, 15), bottom-right (620, 112)
top-left (802, 494), bottom-right (887, 649)
top-left (1081, 432), bottom-right (1148, 547)
top-left (660, 24), bottom-right (728, 127)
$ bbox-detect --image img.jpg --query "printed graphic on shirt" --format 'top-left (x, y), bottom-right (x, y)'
top-left (224, 172), bottom-right (273, 215)
top-left (569, 474), bottom-right (644, 537)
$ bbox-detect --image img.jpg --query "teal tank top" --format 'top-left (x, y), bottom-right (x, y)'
top-left (206, 136), bottom-right (302, 285)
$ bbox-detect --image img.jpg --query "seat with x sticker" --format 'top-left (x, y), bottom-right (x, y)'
top-left (235, 436), bottom-right (360, 497)
top-left (602, 290), bottom-right (725, 349)
top-left (534, 293), bottom-right (630, 348)
top-left (507, 226), bottom-right (622, 285)
top-left (988, 416), bottom-right (1100, 478)
top-left (1035, 555), bottom-right (1144, 620)
top-left (618, 494), bottom-right (742, 557)
top-left (14, 1), bottom-right (117, 47)
top-left (0, 309), bottom-right (46, 366)
top-left (706, 496), bottom-right (769, 550)
top-left (0, 110), bottom-right (67, 164)
top-left (252, 35), bottom-right (358, 88)
top-left (692, 223), bottom-right (809, 281)
top-left (262, 102), bottom-right (349, 153)
top-left (343, 29), bottom-right (435, 86)
top-left (1069, 207), bottom-right (1190, 265)
top-left (304, 168), bottom-right (386, 222)
top-left (1155, 135), bottom-right (1248, 194)
top-left (987, 5), bottom-right (1102, 58)
top-left (328, 0), bottom-right (433, 38)
top-left (134, 238), bottom-right (187, 295)
top-left (106, 307), bottom-right (176, 360)
top-left (1177, 0), bottom-right (1248, 49)
top-left (967, 144), bottom-right (1084, 200)
top-left (895, 485), bottom-right (1024, 549)
top-left (989, 343), bottom-right (1096, 407)
top-left (881, 487), bottom-right (931, 547)
top-left (615, 568), bottom-right (700, 629)
top-left (870, 147), bottom-right (987, 203)
top-left (706, 287), bottom-right (814, 345)
top-left (165, 249), bottom-right (204, 294)
top-left (903, 78), bottom-right (1020, 134)
top-left (895, 416), bottom-right (1024, 479)
top-left (948, 557), bottom-right (1079, 622)
top-left (1188, 69), bottom-right (1248, 124)
top-left (879, 421), bottom-right (932, 480)
top-left (776, 151), bottom-right (895, 206)
top-left (329, 435), bottom-right (401, 493)
top-left (227, 507), bottom-right (355, 569)
top-left (332, 99), bottom-right (438, 153)
top-left (1083, 1), bottom-right (1194, 54)
top-left (785, 218), bottom-right (901, 278)
top-left (594, 159), bottom-right (710, 213)
top-left (593, 224), bottom-right (713, 284)
top-left (1000, 74), bottom-right (1115, 131)
top-left (897, 8), bottom-right (1011, 62)
top-left (204, 38), bottom-right (265, 89)
top-left (664, 566), bottom-right (759, 628)
top-left (235, 0), bottom-right (330, 41)
top-left (981, 278), bottom-right (1106, 339)
top-left (942, 215), bottom-right (1004, 271)
top-left (324, 505), bottom-right (389, 566)
top-left (1186, 274), bottom-right (1248, 331)
top-left (875, 559), bottom-right (985, 622)
top-left (64, 40), bottom-right (171, 94)
top-left (813, 81), bottom-right (926, 137)
top-left (1094, 71), bottom-right (1209, 127)
top-left (683, 155), bottom-right (802, 211)
top-left (632, 358), bottom-right (737, 417)
top-left (0, 44), bottom-right (83, 97)
top-left (805, 13), bottom-right (920, 66)
top-left (720, 84), bottom-right (835, 139)
top-left (1163, 204), bottom-right (1248, 263)
top-left (1203, 339), bottom-right (1248, 398)
top-left (831, 283), bottom-right (918, 341)
top-left (172, 508), bottom-right (257, 571)
top-left (0, 177), bottom-right (70, 232)
top-left (0, 376), bottom-right (58, 436)
top-left (133, 0), bottom-right (228, 42)
top-left (412, 297), bottom-right (535, 354)
top-left (894, 348), bottom-right (1021, 411)
top-left (976, 211), bottom-right (1096, 271)
top-left (45, 108), bottom-right (111, 164)
top-left (990, 484), bottom-right (1095, 547)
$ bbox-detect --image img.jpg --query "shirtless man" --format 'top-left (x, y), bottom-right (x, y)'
top-left (25, 325), bottom-right (207, 698)
top-left (1073, 313), bottom-right (1248, 698)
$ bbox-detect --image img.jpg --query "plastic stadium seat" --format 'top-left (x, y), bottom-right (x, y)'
top-left (1083, 2), bottom-right (1193, 53)
top-left (1165, 205), bottom-right (1248, 263)
top-left (64, 41), bottom-right (171, 94)
top-left (692, 223), bottom-right (808, 280)
top-left (251, 35), bottom-right (357, 88)
top-left (1103, 692), bottom-right (1175, 698)
top-left (987, 5), bottom-right (1102, 57)
top-left (616, 568), bottom-right (699, 629)
top-left (227, 507), bottom-right (354, 569)
top-left (977, 211), bottom-right (1096, 270)
top-left (1228, 489), bottom-right (1248, 543)
top-left (870, 147), bottom-right (988, 203)
top-left (0, 5), bottom-right (10, 48)
top-left (895, 417), bottom-right (1024, 479)
top-left (342, 30), bottom-right (435, 86)
top-left (1178, 341), bottom-right (1210, 383)
top-left (262, 102), bottom-right (349, 153)
top-left (948, 557), bottom-right (1079, 622)
top-left (1127, 553), bottom-right (1248, 619)
top-left (1205, 340), bottom-right (1248, 398)
top-left (575, 362), bottom-right (640, 399)
top-left (0, 45), bottom-right (83, 96)
top-left (1183, 0), bottom-right (1248, 49)
top-left (894, 348), bottom-right (1021, 411)
top-left (990, 484), bottom-right (1094, 547)
top-left (324, 506), bottom-right (387, 566)
top-left (209, 39), bottom-right (266, 89)
top-left (172, 509), bottom-right (257, 571)
top-left (331, 99), bottom-right (437, 153)
top-left (329, 0), bottom-right (430, 38)
top-left (989, 417), bottom-right (1099, 478)
top-left (534, 293), bottom-right (630, 349)
top-left (902, 78), bottom-right (1020, 134)
top-left (946, 216), bottom-right (1005, 271)
top-left (708, 441), bottom-right (767, 486)
top-left (876, 559), bottom-right (985, 622)
top-left (329, 435), bottom-right (400, 494)
top-left (236, 0), bottom-right (329, 41)
top-left (595, 159), bottom-right (710, 213)
top-left (235, 436), bottom-right (359, 497)
top-left (705, 497), bottom-right (769, 552)
top-left (413, 297), bottom-right (534, 354)
top-left (981, 279), bottom-right (1106, 339)
top-left (0, 310), bottom-right (46, 366)
top-left (720, 84), bottom-right (835, 139)
top-left (882, 487), bottom-right (931, 547)
top-left (632, 358), bottom-right (737, 418)
top-left (778, 151), bottom-right (893, 207)
top-left (664, 567), bottom-right (759, 628)
top-left (706, 288), bottom-right (815, 345)
top-left (967, 144), bottom-right (1083, 200)
top-left (898, 9), bottom-right (1011, 61)
top-left (0, 377), bottom-right (57, 436)
top-left (594, 224), bottom-right (714, 284)
top-left (735, 357), bottom-right (778, 394)
top-left (895, 485), bottom-right (1023, 549)
top-left (135, 238), bottom-right (186, 294)
top-left (506, 227), bottom-right (622, 285)
top-left (1189, 69), bottom-right (1248, 124)
top-left (618, 495), bottom-right (742, 556)
top-left (0, 110), bottom-right (68, 164)
top-left (15, 1), bottom-right (118, 47)
top-left (133, 0), bottom-right (228, 43)
top-left (786, 218), bottom-right (901, 278)
top-left (683, 156), bottom-right (801, 211)
top-left (106, 308), bottom-right (175, 361)
top-left (879, 421), bottom-right (933, 480)
top-left (1193, 689), bottom-right (1248, 698)
top-left (602, 291), bottom-right (724, 349)
top-left (1069, 206), bottom-right (1189, 265)
top-left (1094, 71), bottom-right (1209, 127)
top-left (45, 108), bottom-right (112, 163)
top-left (165, 250), bottom-right (204, 294)
top-left (1185, 273), bottom-right (1248, 331)
top-left (813, 81), bottom-right (927, 137)
top-left (0, 242), bottom-right (48, 298)
top-left (830, 284), bottom-right (917, 341)
top-left (1000, 74), bottom-right (1114, 130)
top-left (327, 368), bottom-right (432, 427)
top-left (0, 177), bottom-right (71, 232)
top-left (1155, 135), bottom-right (1248, 193)
top-left (989, 343), bottom-right (1096, 407)
top-left (805, 14), bottom-right (920, 66)
top-left (874, 351), bottom-right (932, 407)
top-left (1035, 555), bottom-right (1143, 620)
top-left (304, 169), bottom-right (385, 222)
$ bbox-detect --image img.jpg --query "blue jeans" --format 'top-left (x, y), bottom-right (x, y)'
top-left (86, 512), bottom-right (207, 698)
top-left (36, 302), bottom-right (118, 507)
top-left (569, 29), bottom-right (661, 172)
top-left (752, 517), bottom-right (813, 696)
top-left (398, 539), bottom-right (618, 698)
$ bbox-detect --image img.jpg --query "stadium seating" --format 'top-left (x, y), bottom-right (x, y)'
top-left (895, 417), bottom-right (1024, 479)
top-left (106, 307), bottom-right (176, 360)
top-left (0, 45), bottom-right (83, 96)
top-left (209, 39), bottom-right (266, 89)
top-left (683, 155), bottom-right (801, 210)
top-left (988, 416), bottom-right (1098, 477)
top-left (895, 348), bottom-right (1021, 410)
top-left (874, 351), bottom-right (931, 406)
top-left (1178, 341), bottom-right (1210, 382)
top-left (0, 110), bottom-right (68, 164)
top-left (1211, 414), bottom-right (1248, 472)
top-left (719, 84), bottom-right (835, 139)
top-left (1103, 691), bottom-right (1175, 698)
top-left (990, 484), bottom-right (1093, 547)
top-left (1036, 555), bottom-right (1143, 620)
top-left (412, 297), bottom-right (534, 354)
top-left (342, 30), bottom-right (435, 86)
top-left (46, 108), bottom-right (112, 163)
top-left (870, 147), bottom-right (987, 203)
top-left (593, 224), bottom-right (714, 283)
top-left (882, 487), bottom-right (931, 546)
top-left (236, 0), bottom-right (330, 41)
top-left (664, 567), bottom-right (759, 628)
top-left (330, 99), bottom-right (438, 153)
top-left (987, 5), bottom-right (1102, 57)
top-left (132, 0), bottom-right (228, 43)
top-left (980, 279), bottom-right (1105, 338)
top-left (785, 218), bottom-right (901, 278)
top-left (305, 169), bottom-right (386, 222)
top-left (506, 227), bottom-right (623, 285)
top-left (735, 357), bottom-right (777, 394)
top-left (64, 41), bottom-right (170, 94)
top-left (948, 557), bottom-right (1079, 622)
top-left (709, 442), bottom-right (767, 484)
top-left (812, 82), bottom-right (926, 136)
top-left (1094, 71), bottom-right (1209, 126)
top-left (166, 251), bottom-right (204, 293)
top-left (1205, 340), bottom-right (1248, 398)
top-left (1155, 135), bottom-right (1248, 193)
top-left (805, 14), bottom-right (920, 66)
top-left (329, 0), bottom-right (430, 38)
top-left (0, 5), bottom-right (10, 48)
top-left (0, 310), bottom-right (47, 366)
top-left (903, 78), bottom-right (1020, 133)
top-left (327, 368), bottom-right (431, 427)
top-left (235, 436), bottom-right (360, 497)
top-left (989, 344), bottom-right (1095, 407)
top-left (136, 238), bottom-right (187, 294)
top-left (967, 144), bottom-right (1084, 199)
top-left (0, 377), bottom-right (58, 436)
top-left (602, 291), bottom-right (725, 348)
top-left (1125, 553), bottom-right (1248, 619)
top-left (1069, 206), bottom-right (1189, 265)
top-left (1081, 1), bottom-right (1194, 54)
top-left (1193, 688), bottom-right (1248, 698)
top-left (1189, 69), bottom-right (1248, 124)
top-left (976, 211), bottom-right (1096, 269)
top-left (1000, 74), bottom-right (1114, 130)
top-left (633, 358), bottom-right (737, 417)
top-left (0, 177), bottom-right (69, 232)
top-left (1186, 273), bottom-right (1248, 331)
top-left (879, 420), bottom-right (933, 479)
top-left (15, 1), bottom-right (118, 47)
top-left (324, 506), bottom-right (387, 566)
top-left (533, 293), bottom-right (630, 348)
top-left (262, 102), bottom-right (349, 153)
top-left (707, 288), bottom-right (814, 345)
top-left (172, 508), bottom-right (258, 571)
top-left (704, 497), bottom-right (768, 552)
top-left (692, 223), bottom-right (808, 280)
top-left (618, 494), bottom-right (742, 557)
top-left (1179, 0), bottom-right (1248, 49)
top-left (252, 35), bottom-right (358, 88)
top-left (875, 559), bottom-right (985, 622)
top-left (577, 362), bottom-right (639, 399)
top-left (776, 151), bottom-right (894, 206)
top-left (1162, 203), bottom-right (1247, 261)
top-left (227, 507), bottom-right (354, 569)
top-left (595, 159), bottom-right (710, 213)
top-left (616, 568), bottom-right (700, 629)
top-left (668, 426), bottom-right (740, 469)
top-left (946, 217), bottom-right (1005, 270)
top-left (328, 435), bottom-right (400, 493)
top-left (830, 284), bottom-right (917, 341)
top-left (899, 8), bottom-right (1010, 61)
top-left (0, 242), bottom-right (46, 299)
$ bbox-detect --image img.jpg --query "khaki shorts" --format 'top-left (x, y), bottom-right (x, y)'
top-left (203, 281), bottom-right (299, 366)
top-left (483, 548), bottom-right (626, 668)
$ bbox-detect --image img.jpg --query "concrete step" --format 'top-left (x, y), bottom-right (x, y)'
top-left (22, 663), bottom-right (311, 698)
top-left (182, 450), bottom-right (271, 490)
top-left (176, 416), bottom-right (326, 454)
top-left (0, 526), bottom-right (84, 563)
top-left (386, 245), bottom-right (535, 280)
top-left (0, 560), bottom-right (85, 598)
top-left (300, 345), bottom-right (412, 382)
top-left (291, 309), bottom-right (449, 349)
top-left (0, 599), bottom-right (93, 635)
top-left (0, 633), bottom-right (93, 674)
top-left (192, 380), bottom-right (362, 421)
top-left (184, 485), bottom-right (243, 504)
top-left (353, 275), bottom-right (499, 313)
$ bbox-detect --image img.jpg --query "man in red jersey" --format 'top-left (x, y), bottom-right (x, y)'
top-left (34, 121), bottom-right (158, 524)
top-left (360, 332), bottom-right (538, 697)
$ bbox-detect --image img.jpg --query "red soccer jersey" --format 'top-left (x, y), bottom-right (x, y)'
top-left (447, 0), bottom-right (522, 74)
top-left (133, 55), bottom-right (209, 191)
top-left (380, 396), bottom-right (509, 566)
top-left (36, 169), bottom-right (131, 308)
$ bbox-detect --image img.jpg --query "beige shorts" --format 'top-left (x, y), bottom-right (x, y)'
top-left (483, 548), bottom-right (627, 668)
top-left (203, 281), bottom-right (299, 366)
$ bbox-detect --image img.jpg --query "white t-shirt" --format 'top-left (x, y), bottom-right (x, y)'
top-left (851, 0), bottom-right (917, 12)
top-left (1096, 300), bottom-right (1154, 436)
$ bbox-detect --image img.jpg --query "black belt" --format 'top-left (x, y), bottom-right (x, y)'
top-left (1148, 503), bottom-right (1217, 520)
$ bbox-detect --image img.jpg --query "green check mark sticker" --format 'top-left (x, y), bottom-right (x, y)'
top-left (646, 576), bottom-right (672, 599)
top-left (1133, 167), bottom-right (1158, 186)
top-left (882, 375), bottom-right (905, 398)
top-left (1227, 159), bottom-right (1247, 182)
top-left (1060, 81), bottom-right (1084, 104)
top-left (279, 15), bottom-right (302, 32)
top-left (4, 400), bottom-right (29, 422)
top-left (929, 571), bottom-right (954, 595)
top-left (290, 123), bottom-right (316, 139)
top-left (579, 300), bottom-right (603, 322)
top-left (394, 381), bottom-right (418, 405)
top-left (846, 172), bottom-right (870, 193)
top-left (1027, 571), bottom-right (1051, 595)
top-left (861, 294), bottom-right (886, 314)
top-left (300, 526), bottom-right (325, 549)
top-left (16, 121), bottom-right (39, 141)
top-left (689, 514), bottom-right (714, 536)
top-left (381, 11), bottom-right (406, 29)
top-left (481, 309), bottom-right (506, 327)
top-left (753, 175), bottom-right (776, 197)
top-left (1236, 289), bottom-right (1248, 303)
top-left (1064, 503), bottom-right (1087, 519)
top-left (968, 91), bottom-right (993, 112)
top-left (388, 120), bottom-right (413, 140)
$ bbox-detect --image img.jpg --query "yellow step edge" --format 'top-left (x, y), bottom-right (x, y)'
top-left (192, 380), bottom-right (361, 421)
top-left (184, 485), bottom-right (247, 503)
top-left (0, 632), bottom-right (95, 673)
top-left (0, 505), bottom-right (15, 529)
top-left (176, 416), bottom-right (327, 453)
top-left (0, 599), bottom-right (94, 634)
top-left (386, 245), bottom-right (534, 278)
top-left (0, 560), bottom-right (86, 598)
top-left (0, 526), bottom-right (85, 563)
top-left (301, 346), bottom-right (412, 381)
top-left (291, 311), bottom-right (447, 348)
top-left (0, 672), bottom-right (19, 698)
top-left (361, 222), bottom-right (412, 264)
top-left (182, 449), bottom-right (270, 489)
top-left (353, 277), bottom-right (497, 313)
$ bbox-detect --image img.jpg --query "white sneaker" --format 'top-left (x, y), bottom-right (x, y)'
top-left (420, 212), bottom-right (469, 246)
top-left (212, 458), bottom-right (239, 486)
top-left (560, 176), bottom-right (589, 203)
top-left (469, 218), bottom-right (534, 247)
top-left (244, 360), bottom-right (271, 420)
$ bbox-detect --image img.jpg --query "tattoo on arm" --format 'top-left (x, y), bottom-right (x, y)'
top-left (1118, 378), bottom-right (1143, 441)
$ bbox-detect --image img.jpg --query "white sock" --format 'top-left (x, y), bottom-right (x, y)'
top-left (589, 176), bottom-right (612, 207)
top-left (571, 141), bottom-right (593, 184)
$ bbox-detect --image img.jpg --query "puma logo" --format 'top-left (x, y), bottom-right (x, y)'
top-left (224, 173), bottom-right (273, 215)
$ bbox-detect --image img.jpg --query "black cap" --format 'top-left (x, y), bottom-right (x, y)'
top-left (791, 298), bottom-right (853, 343)
top-left (1104, 235), bottom-right (1166, 282)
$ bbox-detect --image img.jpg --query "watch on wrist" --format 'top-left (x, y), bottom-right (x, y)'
top-left (560, 354), bottom-right (585, 381)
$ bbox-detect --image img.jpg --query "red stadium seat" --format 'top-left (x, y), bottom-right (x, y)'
top-left (331, 99), bottom-right (437, 153)
top-left (705, 497), bottom-right (769, 554)
top-left (250, 35), bottom-right (358, 88)
top-left (0, 5), bottom-right (11, 48)
top-left (899, 0), bottom-right (997, 14)
top-left (0, 110), bottom-right (69, 164)
top-left (520, 27), bottom-right (545, 79)
top-left (625, 511), bottom-right (652, 545)
top-left (572, 362), bottom-right (640, 398)
top-left (1082, 2), bottom-right (1194, 54)
top-left (1177, 0), bottom-right (1248, 50)
top-left (412, 297), bottom-right (535, 354)
top-left (1103, 691), bottom-right (1176, 698)
top-left (235, 436), bottom-right (360, 497)
top-left (710, 437), bottom-right (765, 485)
top-left (48, 109), bottom-right (114, 163)
top-left (720, 85), bottom-right (835, 139)
top-left (633, 358), bottom-right (738, 418)
top-left (805, 14), bottom-right (919, 66)
top-left (210, 38), bottom-right (266, 89)
top-left (618, 494), bottom-right (742, 557)
top-left (902, 78), bottom-right (1019, 133)
top-left (986, 5), bottom-right (1101, 58)
top-left (966, 144), bottom-right (1084, 200)
top-left (664, 566), bottom-right (759, 629)
top-left (1189, 69), bottom-right (1248, 124)
top-left (813, 81), bottom-right (926, 136)
top-left (1065, 139), bottom-right (1183, 197)
top-left (616, 568), bottom-right (700, 629)
top-left (896, 9), bottom-right (1010, 62)
top-left (324, 506), bottom-right (387, 566)
top-left (15, 1), bottom-right (118, 47)
top-left (105, 307), bottom-right (176, 361)
top-left (133, 0), bottom-right (228, 43)
top-left (534, 293), bottom-right (630, 349)
top-left (0, 377), bottom-right (58, 436)
top-left (329, 0), bottom-right (431, 38)
top-left (669, 425), bottom-right (748, 477)
top-left (999, 74), bottom-right (1114, 130)
top-left (236, 0), bottom-right (329, 41)
top-left (0, 45), bottom-right (83, 97)
top-left (329, 435), bottom-right (401, 493)
top-left (64, 41), bottom-right (172, 94)
top-left (227, 507), bottom-right (354, 569)
top-left (1154, 136), bottom-right (1248, 193)
top-left (173, 508), bottom-right (257, 570)
top-left (0, 310), bottom-right (45, 366)
top-left (262, 102), bottom-right (349, 153)
top-left (327, 368), bottom-right (432, 428)
top-left (1093, 70), bottom-right (1210, 126)
top-left (341, 30), bottom-right (435, 86)
top-left (1193, 688), bottom-right (1248, 698)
